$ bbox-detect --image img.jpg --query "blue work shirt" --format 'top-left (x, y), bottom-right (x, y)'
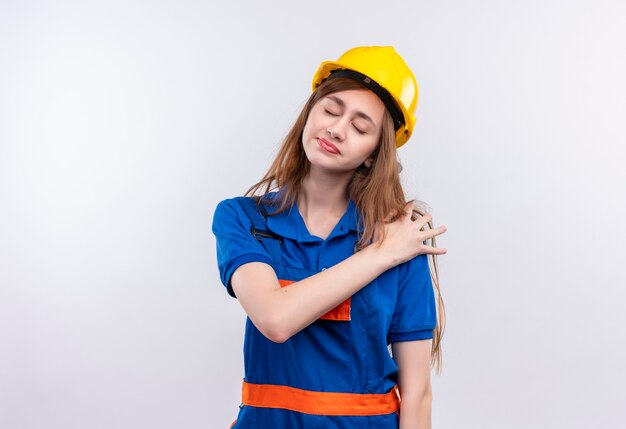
top-left (212, 193), bottom-right (436, 428)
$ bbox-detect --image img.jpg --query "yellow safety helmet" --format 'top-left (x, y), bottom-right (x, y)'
top-left (312, 46), bottom-right (418, 148)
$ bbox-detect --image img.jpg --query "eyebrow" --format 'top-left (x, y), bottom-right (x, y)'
top-left (327, 95), bottom-right (376, 127)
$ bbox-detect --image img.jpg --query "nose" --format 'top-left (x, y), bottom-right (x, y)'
top-left (328, 116), bottom-right (349, 141)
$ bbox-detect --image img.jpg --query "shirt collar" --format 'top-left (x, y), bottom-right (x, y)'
top-left (263, 195), bottom-right (360, 242)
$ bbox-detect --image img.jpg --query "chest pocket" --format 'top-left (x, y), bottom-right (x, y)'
top-left (236, 197), bottom-right (352, 322)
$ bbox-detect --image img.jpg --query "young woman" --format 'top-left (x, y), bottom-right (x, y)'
top-left (212, 46), bottom-right (447, 429)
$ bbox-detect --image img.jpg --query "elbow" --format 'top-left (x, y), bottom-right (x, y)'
top-left (263, 327), bottom-right (290, 344)
top-left (420, 383), bottom-right (433, 403)
top-left (255, 315), bottom-right (293, 344)
top-left (423, 386), bottom-right (433, 404)
top-left (401, 383), bottom-right (433, 405)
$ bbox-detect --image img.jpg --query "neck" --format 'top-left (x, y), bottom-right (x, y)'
top-left (297, 167), bottom-right (352, 217)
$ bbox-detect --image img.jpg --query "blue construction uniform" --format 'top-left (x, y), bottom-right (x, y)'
top-left (212, 193), bottom-right (436, 428)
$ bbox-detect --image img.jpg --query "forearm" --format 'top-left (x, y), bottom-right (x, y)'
top-left (399, 391), bottom-right (432, 429)
top-left (392, 340), bottom-right (433, 429)
top-left (277, 247), bottom-right (389, 330)
top-left (232, 243), bottom-right (393, 342)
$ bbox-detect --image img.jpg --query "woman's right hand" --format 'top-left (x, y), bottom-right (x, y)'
top-left (374, 201), bottom-right (448, 268)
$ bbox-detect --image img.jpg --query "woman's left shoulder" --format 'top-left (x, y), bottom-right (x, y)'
top-left (396, 253), bottom-right (430, 277)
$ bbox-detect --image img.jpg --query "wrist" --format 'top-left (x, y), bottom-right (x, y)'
top-left (362, 241), bottom-right (396, 271)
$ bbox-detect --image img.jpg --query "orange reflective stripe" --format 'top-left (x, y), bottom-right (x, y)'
top-left (229, 419), bottom-right (237, 428)
top-left (319, 296), bottom-right (351, 321)
top-left (241, 381), bottom-right (400, 416)
top-left (278, 279), bottom-right (351, 321)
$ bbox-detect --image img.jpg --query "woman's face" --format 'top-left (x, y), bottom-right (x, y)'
top-left (302, 89), bottom-right (385, 174)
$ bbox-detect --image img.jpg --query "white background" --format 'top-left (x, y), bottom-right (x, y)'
top-left (1, 1), bottom-right (625, 428)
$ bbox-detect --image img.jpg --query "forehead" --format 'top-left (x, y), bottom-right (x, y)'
top-left (321, 89), bottom-right (385, 116)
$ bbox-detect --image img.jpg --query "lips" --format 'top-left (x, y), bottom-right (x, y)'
top-left (317, 137), bottom-right (341, 155)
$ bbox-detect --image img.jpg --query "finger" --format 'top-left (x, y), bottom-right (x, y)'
top-left (419, 245), bottom-right (448, 255)
top-left (373, 223), bottom-right (383, 243)
top-left (383, 212), bottom-right (396, 223)
top-left (404, 201), bottom-right (415, 217)
top-left (419, 226), bottom-right (447, 240)
top-left (413, 213), bottom-right (433, 229)
top-left (384, 204), bottom-right (410, 223)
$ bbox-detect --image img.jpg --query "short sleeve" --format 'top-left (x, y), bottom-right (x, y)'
top-left (387, 254), bottom-right (437, 343)
top-left (211, 198), bottom-right (274, 298)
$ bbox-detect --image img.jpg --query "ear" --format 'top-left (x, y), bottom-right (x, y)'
top-left (364, 158), bottom-right (373, 168)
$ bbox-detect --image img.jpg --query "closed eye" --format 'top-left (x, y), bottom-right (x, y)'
top-left (324, 109), bottom-right (339, 116)
top-left (353, 124), bottom-right (366, 134)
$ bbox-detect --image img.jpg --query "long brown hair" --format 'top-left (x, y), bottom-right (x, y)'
top-left (246, 77), bottom-right (446, 373)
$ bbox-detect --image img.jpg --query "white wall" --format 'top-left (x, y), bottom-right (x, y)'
top-left (1, 1), bottom-right (625, 428)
